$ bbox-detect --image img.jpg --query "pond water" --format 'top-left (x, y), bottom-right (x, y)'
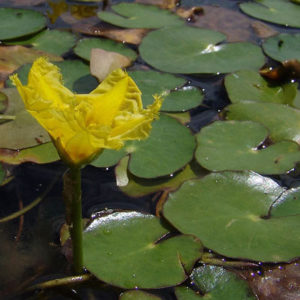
top-left (0, 0), bottom-right (300, 299)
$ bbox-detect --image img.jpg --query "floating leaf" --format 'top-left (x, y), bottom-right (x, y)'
top-left (224, 70), bottom-right (298, 105)
top-left (240, 0), bottom-right (300, 28)
top-left (139, 26), bottom-right (265, 74)
top-left (226, 102), bottom-right (300, 144)
top-left (4, 29), bottom-right (77, 56)
top-left (0, 163), bottom-right (4, 185)
top-left (0, 142), bottom-right (59, 165)
top-left (195, 120), bottom-right (300, 174)
top-left (97, 3), bottom-right (184, 29)
top-left (92, 114), bottom-right (196, 178)
top-left (0, 8), bottom-right (46, 40)
top-left (163, 171), bottom-right (300, 262)
top-left (129, 70), bottom-right (203, 112)
top-left (0, 91), bottom-right (8, 113)
top-left (118, 162), bottom-right (207, 197)
top-left (0, 88), bottom-right (50, 149)
top-left (90, 48), bottom-right (132, 82)
top-left (120, 290), bottom-right (162, 300)
top-left (74, 38), bottom-right (137, 62)
top-left (83, 211), bottom-right (203, 289)
top-left (262, 33), bottom-right (300, 62)
top-left (271, 187), bottom-right (300, 217)
top-left (91, 148), bottom-right (127, 168)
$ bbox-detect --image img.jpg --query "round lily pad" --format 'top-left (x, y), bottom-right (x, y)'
top-left (97, 3), bottom-right (184, 29)
top-left (92, 114), bottom-right (196, 178)
top-left (226, 102), bottom-right (300, 144)
top-left (224, 70), bottom-right (298, 105)
top-left (195, 120), bottom-right (300, 174)
top-left (262, 33), bottom-right (300, 62)
top-left (83, 211), bottom-right (203, 289)
top-left (129, 70), bottom-right (204, 111)
top-left (74, 38), bottom-right (137, 62)
top-left (5, 29), bottom-right (77, 56)
top-left (139, 26), bottom-right (265, 74)
top-left (240, 0), bottom-right (300, 28)
top-left (163, 171), bottom-right (300, 262)
top-left (0, 8), bottom-right (46, 40)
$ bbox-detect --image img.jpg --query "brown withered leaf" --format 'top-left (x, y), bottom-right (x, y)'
top-left (90, 48), bottom-right (132, 82)
top-left (135, 0), bottom-right (178, 9)
top-left (240, 261), bottom-right (300, 300)
top-left (251, 21), bottom-right (278, 38)
top-left (176, 5), bottom-right (255, 42)
top-left (72, 21), bottom-right (149, 44)
top-left (0, 46), bottom-right (62, 82)
top-left (260, 60), bottom-right (300, 81)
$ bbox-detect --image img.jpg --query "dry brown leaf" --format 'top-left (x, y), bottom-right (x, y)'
top-left (72, 21), bottom-right (149, 45)
top-left (176, 5), bottom-right (255, 42)
top-left (90, 48), bottom-right (132, 82)
top-left (251, 21), bottom-right (278, 38)
top-left (0, 46), bottom-right (62, 82)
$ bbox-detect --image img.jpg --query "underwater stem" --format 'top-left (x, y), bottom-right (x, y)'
top-left (64, 167), bottom-right (84, 275)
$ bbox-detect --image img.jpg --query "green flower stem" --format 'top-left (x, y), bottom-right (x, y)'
top-left (63, 167), bottom-right (83, 275)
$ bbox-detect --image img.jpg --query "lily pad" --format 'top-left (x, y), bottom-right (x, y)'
top-left (120, 290), bottom-right (162, 300)
top-left (129, 70), bottom-right (204, 111)
top-left (92, 114), bottom-right (196, 178)
top-left (7, 60), bottom-right (98, 93)
top-left (97, 3), bottom-right (184, 29)
top-left (163, 171), bottom-right (300, 262)
top-left (117, 161), bottom-right (207, 197)
top-left (224, 70), bottom-right (298, 105)
top-left (195, 120), bottom-right (300, 174)
top-left (0, 142), bottom-right (59, 165)
top-left (74, 38), bottom-right (137, 62)
top-left (83, 211), bottom-right (203, 289)
top-left (262, 33), bottom-right (300, 62)
top-left (271, 187), bottom-right (300, 217)
top-left (175, 265), bottom-right (255, 299)
top-left (0, 88), bottom-right (50, 149)
top-left (4, 29), bottom-right (77, 56)
top-left (240, 0), bottom-right (300, 28)
top-left (139, 26), bottom-right (265, 74)
top-left (226, 102), bottom-right (300, 144)
top-left (0, 8), bottom-right (46, 40)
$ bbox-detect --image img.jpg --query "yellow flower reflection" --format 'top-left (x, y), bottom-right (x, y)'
top-left (10, 57), bottom-right (162, 167)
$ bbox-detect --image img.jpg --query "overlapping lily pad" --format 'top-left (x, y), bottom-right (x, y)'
top-left (139, 26), bottom-right (265, 74)
top-left (240, 0), bottom-right (300, 28)
top-left (262, 33), bottom-right (300, 62)
top-left (97, 3), bottom-right (184, 29)
top-left (83, 211), bottom-right (203, 289)
top-left (0, 8), bottom-right (46, 40)
top-left (0, 143), bottom-right (59, 165)
top-left (163, 171), bottom-right (300, 262)
top-left (5, 29), bottom-right (77, 56)
top-left (129, 70), bottom-right (204, 112)
top-left (92, 114), bottom-right (196, 178)
top-left (195, 120), bottom-right (300, 174)
top-left (226, 102), bottom-right (300, 144)
top-left (0, 88), bottom-right (50, 149)
top-left (175, 265), bottom-right (255, 299)
top-left (74, 38), bottom-right (137, 62)
top-left (117, 161), bottom-right (207, 197)
top-left (224, 70), bottom-right (298, 105)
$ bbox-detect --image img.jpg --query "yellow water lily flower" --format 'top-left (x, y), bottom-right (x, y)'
top-left (10, 57), bottom-right (162, 167)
